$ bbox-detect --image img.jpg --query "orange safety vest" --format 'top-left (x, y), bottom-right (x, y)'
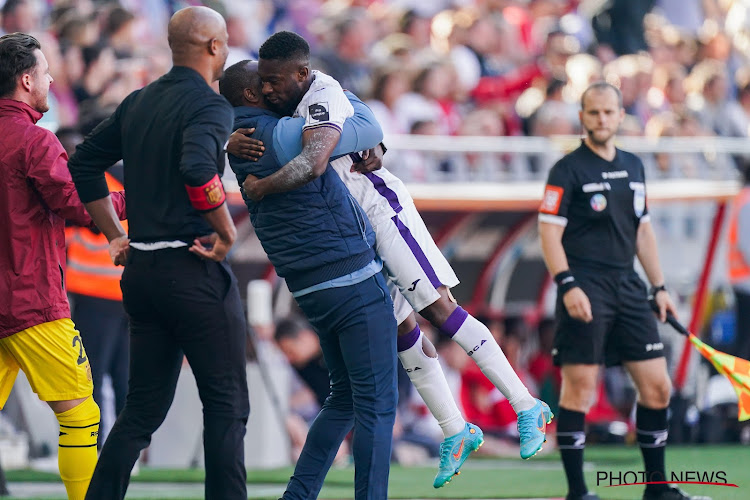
top-left (728, 186), bottom-right (750, 284)
top-left (65, 173), bottom-right (127, 301)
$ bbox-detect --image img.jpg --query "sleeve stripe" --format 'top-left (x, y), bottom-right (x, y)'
top-left (302, 123), bottom-right (342, 133)
top-left (538, 213), bottom-right (568, 227)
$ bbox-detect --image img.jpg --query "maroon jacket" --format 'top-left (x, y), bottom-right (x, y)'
top-left (0, 99), bottom-right (126, 338)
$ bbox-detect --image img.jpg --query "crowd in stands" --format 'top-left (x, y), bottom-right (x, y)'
top-left (3, 0), bottom-right (747, 464)
top-left (3, 0), bottom-right (749, 182)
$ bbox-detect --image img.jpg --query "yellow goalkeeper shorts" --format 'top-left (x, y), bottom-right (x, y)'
top-left (0, 318), bottom-right (93, 409)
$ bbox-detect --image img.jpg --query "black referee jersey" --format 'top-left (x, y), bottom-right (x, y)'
top-left (539, 141), bottom-right (649, 272)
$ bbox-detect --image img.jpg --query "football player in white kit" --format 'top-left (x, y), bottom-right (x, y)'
top-left (231, 31), bottom-right (553, 488)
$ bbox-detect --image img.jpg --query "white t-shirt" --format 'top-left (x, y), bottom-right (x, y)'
top-left (294, 70), bottom-right (354, 132)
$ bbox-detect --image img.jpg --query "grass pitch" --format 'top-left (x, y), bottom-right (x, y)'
top-left (5, 444), bottom-right (748, 499)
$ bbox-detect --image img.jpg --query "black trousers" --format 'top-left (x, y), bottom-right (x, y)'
top-left (85, 248), bottom-right (249, 500)
top-left (70, 293), bottom-right (129, 437)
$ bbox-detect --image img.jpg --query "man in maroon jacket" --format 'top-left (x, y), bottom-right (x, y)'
top-left (0, 32), bottom-right (126, 500)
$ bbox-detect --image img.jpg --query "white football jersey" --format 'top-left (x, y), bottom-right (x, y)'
top-left (298, 70), bottom-right (414, 226)
top-left (330, 155), bottom-right (415, 226)
top-left (294, 70), bottom-right (353, 132)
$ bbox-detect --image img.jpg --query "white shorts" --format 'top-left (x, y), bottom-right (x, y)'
top-left (374, 204), bottom-right (459, 325)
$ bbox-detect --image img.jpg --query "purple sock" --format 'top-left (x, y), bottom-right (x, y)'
top-left (439, 306), bottom-right (468, 338)
top-left (397, 324), bottom-right (421, 352)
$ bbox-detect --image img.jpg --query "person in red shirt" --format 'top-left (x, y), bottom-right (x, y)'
top-left (0, 32), bottom-right (125, 500)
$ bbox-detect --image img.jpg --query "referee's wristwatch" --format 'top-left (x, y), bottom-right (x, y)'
top-left (649, 284), bottom-right (667, 296)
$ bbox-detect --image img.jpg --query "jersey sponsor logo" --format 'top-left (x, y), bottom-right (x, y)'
top-left (590, 193), bottom-right (607, 212)
top-left (602, 170), bottom-right (628, 179)
top-left (582, 182), bottom-right (611, 193)
top-left (405, 366), bottom-right (422, 373)
top-left (308, 102), bottom-right (330, 122)
top-left (408, 279), bottom-right (420, 291)
top-left (540, 185), bottom-right (564, 214)
top-left (645, 342), bottom-right (664, 352)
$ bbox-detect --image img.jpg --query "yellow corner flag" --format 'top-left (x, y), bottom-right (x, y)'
top-left (689, 333), bottom-right (750, 421)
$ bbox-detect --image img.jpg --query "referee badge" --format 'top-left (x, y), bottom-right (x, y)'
top-left (632, 183), bottom-right (646, 217)
top-left (590, 193), bottom-right (607, 212)
top-left (540, 185), bottom-right (563, 214)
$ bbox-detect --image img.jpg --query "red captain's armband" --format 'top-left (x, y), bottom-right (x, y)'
top-left (185, 174), bottom-right (226, 211)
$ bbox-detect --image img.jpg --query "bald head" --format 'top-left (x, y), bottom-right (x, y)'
top-left (168, 6), bottom-right (228, 76)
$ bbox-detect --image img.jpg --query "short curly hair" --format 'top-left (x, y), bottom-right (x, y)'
top-left (258, 31), bottom-right (309, 63)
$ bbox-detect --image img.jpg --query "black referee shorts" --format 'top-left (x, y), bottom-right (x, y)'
top-left (553, 269), bottom-right (664, 367)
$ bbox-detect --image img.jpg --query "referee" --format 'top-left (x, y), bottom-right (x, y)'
top-left (538, 82), bottom-right (707, 500)
top-left (68, 7), bottom-right (248, 500)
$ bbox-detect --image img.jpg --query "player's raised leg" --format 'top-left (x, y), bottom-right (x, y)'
top-left (421, 289), bottom-right (552, 459)
top-left (392, 292), bottom-right (483, 487)
top-left (377, 206), bottom-right (553, 460)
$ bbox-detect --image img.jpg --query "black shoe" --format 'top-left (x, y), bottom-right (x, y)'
top-left (643, 485), bottom-right (711, 500)
top-left (566, 493), bottom-right (600, 500)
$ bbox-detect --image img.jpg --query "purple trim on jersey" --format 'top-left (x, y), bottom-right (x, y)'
top-left (397, 324), bottom-right (421, 352)
top-left (391, 214), bottom-right (442, 289)
top-left (439, 306), bottom-right (469, 338)
top-left (366, 172), bottom-right (402, 214)
top-left (302, 123), bottom-right (342, 133)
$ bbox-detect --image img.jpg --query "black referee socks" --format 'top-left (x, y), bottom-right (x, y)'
top-left (636, 404), bottom-right (669, 493)
top-left (557, 407), bottom-right (588, 497)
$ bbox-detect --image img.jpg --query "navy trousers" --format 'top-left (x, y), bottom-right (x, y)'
top-left (284, 273), bottom-right (398, 500)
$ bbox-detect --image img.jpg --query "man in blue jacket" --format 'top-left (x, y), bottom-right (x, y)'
top-left (219, 60), bottom-right (396, 500)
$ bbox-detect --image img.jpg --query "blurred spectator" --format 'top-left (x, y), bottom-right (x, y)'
top-left (102, 4), bottom-right (137, 59)
top-left (689, 59), bottom-right (746, 137)
top-left (592, 0), bottom-right (655, 56)
top-left (274, 316), bottom-right (329, 408)
top-left (1, 0), bottom-right (40, 35)
top-left (73, 44), bottom-right (117, 105)
top-left (56, 12), bottom-right (99, 48)
top-left (313, 8), bottom-right (376, 96)
top-left (396, 61), bottom-right (460, 134)
top-left (399, 8), bottom-right (432, 51)
top-left (449, 108), bottom-right (527, 182)
top-left (273, 316), bottom-right (353, 465)
top-left (365, 64), bottom-right (410, 135)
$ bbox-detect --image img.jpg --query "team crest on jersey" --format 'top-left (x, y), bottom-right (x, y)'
top-left (308, 102), bottom-right (330, 122)
top-left (590, 193), bottom-right (607, 212)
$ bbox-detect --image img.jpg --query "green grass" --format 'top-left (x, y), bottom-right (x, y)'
top-left (6, 445), bottom-right (749, 499)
